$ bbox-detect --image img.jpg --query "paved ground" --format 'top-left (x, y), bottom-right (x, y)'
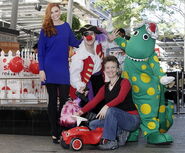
top-left (0, 114), bottom-right (185, 153)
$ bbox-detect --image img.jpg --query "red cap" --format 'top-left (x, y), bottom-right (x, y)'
top-left (149, 23), bottom-right (156, 32)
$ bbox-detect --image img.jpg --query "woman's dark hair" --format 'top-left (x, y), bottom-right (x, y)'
top-left (118, 28), bottom-right (125, 35)
top-left (118, 28), bottom-right (130, 40)
top-left (103, 55), bottom-right (120, 68)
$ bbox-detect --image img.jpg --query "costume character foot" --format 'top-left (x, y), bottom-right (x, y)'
top-left (147, 132), bottom-right (172, 144)
top-left (127, 129), bottom-right (139, 142)
top-left (162, 133), bottom-right (173, 143)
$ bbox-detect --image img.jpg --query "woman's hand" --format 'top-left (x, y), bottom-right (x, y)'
top-left (78, 86), bottom-right (86, 94)
top-left (107, 29), bottom-right (120, 42)
top-left (39, 70), bottom-right (46, 82)
top-left (77, 86), bottom-right (89, 96)
top-left (96, 105), bottom-right (109, 120)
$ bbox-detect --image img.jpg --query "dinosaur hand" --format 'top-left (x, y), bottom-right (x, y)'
top-left (160, 76), bottom-right (175, 85)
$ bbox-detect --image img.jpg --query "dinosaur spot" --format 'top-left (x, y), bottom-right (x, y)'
top-left (121, 42), bottom-right (126, 47)
top-left (123, 71), bottom-right (129, 79)
top-left (150, 63), bottom-right (154, 68)
top-left (144, 131), bottom-right (148, 136)
top-left (159, 105), bottom-right (166, 113)
top-left (140, 73), bottom-right (151, 83)
top-left (153, 56), bottom-right (159, 62)
top-left (132, 76), bottom-right (137, 82)
top-left (140, 104), bottom-right (151, 114)
top-left (160, 68), bottom-right (164, 73)
top-left (141, 64), bottom-right (147, 70)
top-left (147, 122), bottom-right (156, 130)
top-left (133, 85), bottom-right (140, 93)
top-left (172, 115), bottom-right (174, 119)
top-left (152, 117), bottom-right (156, 120)
top-left (147, 87), bottom-right (155, 95)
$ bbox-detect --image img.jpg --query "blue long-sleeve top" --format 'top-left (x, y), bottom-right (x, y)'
top-left (38, 22), bottom-right (81, 85)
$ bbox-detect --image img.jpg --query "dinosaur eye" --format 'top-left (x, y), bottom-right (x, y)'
top-left (143, 34), bottom-right (149, 40)
top-left (133, 31), bottom-right (139, 36)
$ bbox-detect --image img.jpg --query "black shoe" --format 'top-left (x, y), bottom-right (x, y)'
top-left (98, 140), bottom-right (118, 150)
top-left (52, 136), bottom-right (60, 144)
top-left (117, 130), bottom-right (130, 146)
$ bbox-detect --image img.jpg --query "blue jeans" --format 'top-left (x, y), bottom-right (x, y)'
top-left (89, 107), bottom-right (140, 140)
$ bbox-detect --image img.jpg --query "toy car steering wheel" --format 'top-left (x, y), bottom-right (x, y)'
top-left (71, 115), bottom-right (88, 126)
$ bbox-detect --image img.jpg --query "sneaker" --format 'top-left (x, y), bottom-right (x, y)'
top-left (99, 139), bottom-right (108, 145)
top-left (98, 140), bottom-right (118, 150)
top-left (52, 136), bottom-right (60, 144)
top-left (117, 130), bottom-right (130, 146)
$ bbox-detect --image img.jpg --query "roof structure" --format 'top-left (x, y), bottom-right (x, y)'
top-left (0, 0), bottom-right (100, 47)
top-left (157, 37), bottom-right (184, 71)
top-left (157, 38), bottom-right (184, 61)
top-left (0, 0), bottom-right (184, 65)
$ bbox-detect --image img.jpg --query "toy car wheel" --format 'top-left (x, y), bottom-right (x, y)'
top-left (60, 137), bottom-right (69, 149)
top-left (70, 138), bottom-right (83, 151)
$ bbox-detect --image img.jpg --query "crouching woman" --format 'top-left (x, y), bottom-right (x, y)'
top-left (75, 55), bottom-right (140, 150)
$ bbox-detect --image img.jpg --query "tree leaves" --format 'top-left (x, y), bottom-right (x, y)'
top-left (96, 0), bottom-right (183, 38)
top-left (60, 13), bottom-right (81, 30)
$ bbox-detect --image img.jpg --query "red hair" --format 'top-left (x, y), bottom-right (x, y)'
top-left (42, 3), bottom-right (60, 37)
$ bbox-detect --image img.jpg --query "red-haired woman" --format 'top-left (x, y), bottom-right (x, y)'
top-left (38, 3), bottom-right (81, 144)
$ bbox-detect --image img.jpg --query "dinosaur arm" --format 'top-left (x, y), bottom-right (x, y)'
top-left (114, 37), bottom-right (127, 50)
top-left (148, 52), bottom-right (166, 78)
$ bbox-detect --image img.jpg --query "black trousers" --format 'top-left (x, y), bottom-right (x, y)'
top-left (46, 84), bottom-right (70, 137)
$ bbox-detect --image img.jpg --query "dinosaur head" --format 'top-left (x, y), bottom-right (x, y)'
top-left (125, 21), bottom-right (158, 60)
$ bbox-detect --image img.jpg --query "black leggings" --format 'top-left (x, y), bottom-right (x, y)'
top-left (46, 84), bottom-right (70, 137)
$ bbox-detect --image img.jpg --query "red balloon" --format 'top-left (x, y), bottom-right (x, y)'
top-left (9, 56), bottom-right (24, 73)
top-left (29, 60), bottom-right (39, 74)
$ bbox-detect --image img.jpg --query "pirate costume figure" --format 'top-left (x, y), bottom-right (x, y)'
top-left (70, 25), bottom-right (105, 113)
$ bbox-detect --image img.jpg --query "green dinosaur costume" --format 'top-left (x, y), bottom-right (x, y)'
top-left (115, 21), bottom-right (174, 144)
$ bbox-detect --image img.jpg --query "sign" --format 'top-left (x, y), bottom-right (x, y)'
top-left (0, 42), bottom-right (19, 52)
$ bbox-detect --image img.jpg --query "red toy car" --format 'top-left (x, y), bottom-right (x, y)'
top-left (60, 126), bottom-right (103, 151)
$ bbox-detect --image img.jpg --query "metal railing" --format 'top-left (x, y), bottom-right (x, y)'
top-left (167, 70), bottom-right (185, 115)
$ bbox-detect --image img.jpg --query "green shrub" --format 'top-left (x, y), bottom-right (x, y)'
top-left (60, 13), bottom-right (81, 30)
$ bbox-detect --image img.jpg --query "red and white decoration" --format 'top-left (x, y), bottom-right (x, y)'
top-left (0, 50), bottom-right (46, 104)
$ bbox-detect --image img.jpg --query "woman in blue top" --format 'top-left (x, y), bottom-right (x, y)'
top-left (38, 3), bottom-right (81, 144)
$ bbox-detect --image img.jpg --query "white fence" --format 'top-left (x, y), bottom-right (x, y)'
top-left (0, 50), bottom-right (47, 104)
